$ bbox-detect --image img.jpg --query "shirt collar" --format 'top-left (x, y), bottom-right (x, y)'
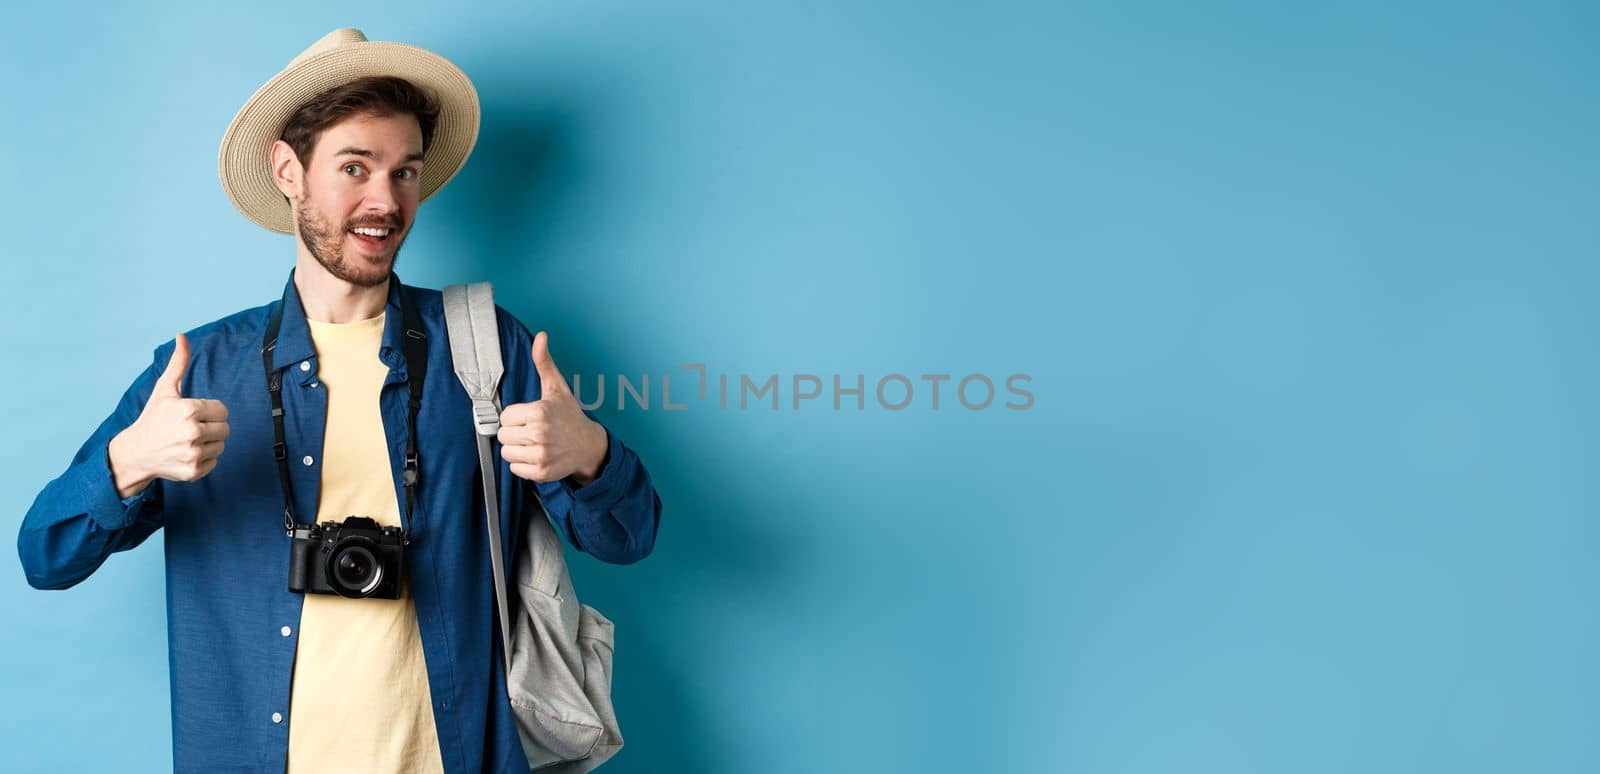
top-left (267, 266), bottom-right (411, 375)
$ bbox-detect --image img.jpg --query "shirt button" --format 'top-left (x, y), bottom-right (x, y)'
top-left (309, 380), bottom-right (319, 388)
top-left (302, 456), bottom-right (314, 466)
top-left (299, 361), bottom-right (311, 372)
top-left (280, 626), bottom-right (292, 637)
top-left (272, 712), bottom-right (283, 724)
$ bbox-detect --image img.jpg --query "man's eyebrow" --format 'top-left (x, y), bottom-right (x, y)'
top-left (333, 146), bottom-right (426, 164)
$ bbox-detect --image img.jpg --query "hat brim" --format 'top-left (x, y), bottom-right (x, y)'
top-left (218, 41), bottom-right (480, 234)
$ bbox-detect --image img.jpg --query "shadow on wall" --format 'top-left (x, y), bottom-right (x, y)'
top-left (432, 99), bottom-right (804, 772)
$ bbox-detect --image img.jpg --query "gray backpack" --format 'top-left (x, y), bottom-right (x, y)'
top-left (442, 282), bottom-right (625, 772)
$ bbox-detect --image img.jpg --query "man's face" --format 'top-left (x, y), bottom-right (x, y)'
top-left (291, 111), bottom-right (425, 288)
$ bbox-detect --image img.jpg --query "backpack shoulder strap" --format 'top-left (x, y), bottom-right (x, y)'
top-left (443, 282), bottom-right (505, 429)
top-left (442, 282), bottom-right (514, 675)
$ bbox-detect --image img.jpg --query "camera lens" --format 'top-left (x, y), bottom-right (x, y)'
top-left (338, 550), bottom-right (369, 577)
top-left (326, 538), bottom-right (384, 598)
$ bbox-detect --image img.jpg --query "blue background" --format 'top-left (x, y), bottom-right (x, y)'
top-left (2, 1), bottom-right (1595, 772)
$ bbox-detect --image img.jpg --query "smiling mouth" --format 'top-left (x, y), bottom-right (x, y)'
top-left (348, 228), bottom-right (395, 251)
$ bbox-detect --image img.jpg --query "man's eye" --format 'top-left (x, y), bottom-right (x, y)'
top-left (343, 164), bottom-right (364, 176)
top-left (395, 168), bottom-right (417, 180)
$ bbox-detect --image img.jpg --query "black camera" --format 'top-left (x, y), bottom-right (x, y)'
top-left (288, 516), bottom-right (406, 599)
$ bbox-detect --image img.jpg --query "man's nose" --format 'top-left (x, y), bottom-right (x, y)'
top-left (362, 179), bottom-right (402, 221)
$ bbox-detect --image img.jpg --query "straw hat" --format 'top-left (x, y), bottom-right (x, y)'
top-left (217, 27), bottom-right (480, 234)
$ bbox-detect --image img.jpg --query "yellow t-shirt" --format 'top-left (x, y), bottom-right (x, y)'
top-left (287, 311), bottom-right (445, 774)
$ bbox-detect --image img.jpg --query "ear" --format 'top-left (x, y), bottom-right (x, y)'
top-left (269, 139), bottom-right (304, 202)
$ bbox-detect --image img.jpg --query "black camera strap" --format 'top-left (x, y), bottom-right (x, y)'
top-left (260, 272), bottom-right (428, 540)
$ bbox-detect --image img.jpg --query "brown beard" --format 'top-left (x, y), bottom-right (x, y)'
top-left (294, 188), bottom-right (404, 288)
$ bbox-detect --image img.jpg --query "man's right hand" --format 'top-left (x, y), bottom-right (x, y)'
top-left (107, 332), bottom-right (231, 499)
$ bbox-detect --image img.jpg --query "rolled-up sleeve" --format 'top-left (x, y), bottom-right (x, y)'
top-left (540, 415), bottom-right (662, 564)
top-left (18, 348), bottom-right (169, 589)
top-left (496, 307), bottom-right (663, 565)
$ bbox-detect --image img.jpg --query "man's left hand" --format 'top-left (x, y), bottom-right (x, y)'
top-left (498, 331), bottom-right (608, 486)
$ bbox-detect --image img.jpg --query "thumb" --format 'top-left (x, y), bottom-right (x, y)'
top-left (531, 330), bottom-right (568, 398)
top-left (154, 332), bottom-right (189, 398)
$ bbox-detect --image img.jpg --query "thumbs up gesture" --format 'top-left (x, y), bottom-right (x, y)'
top-left (106, 333), bottom-right (232, 498)
top-left (498, 331), bottom-right (608, 485)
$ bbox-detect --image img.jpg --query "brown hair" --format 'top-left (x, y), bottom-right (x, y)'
top-left (279, 75), bottom-right (441, 182)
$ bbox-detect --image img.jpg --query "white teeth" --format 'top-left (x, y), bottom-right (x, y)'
top-left (352, 227), bottom-right (390, 237)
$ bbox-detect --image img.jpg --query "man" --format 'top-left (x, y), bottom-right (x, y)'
top-left (16, 28), bottom-right (662, 774)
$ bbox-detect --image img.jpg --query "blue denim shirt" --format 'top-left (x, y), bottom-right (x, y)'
top-left (16, 268), bottom-right (662, 772)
